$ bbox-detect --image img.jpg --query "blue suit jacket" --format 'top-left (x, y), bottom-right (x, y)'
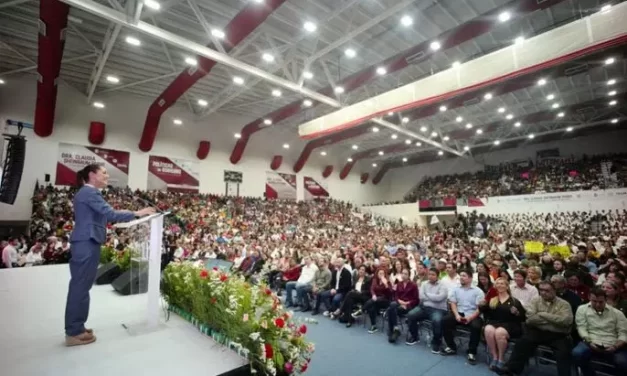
top-left (70, 185), bottom-right (136, 245)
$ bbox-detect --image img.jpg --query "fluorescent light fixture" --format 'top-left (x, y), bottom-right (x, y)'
top-left (415, 142), bottom-right (422, 146)
top-left (514, 122), bottom-right (521, 127)
top-left (320, 151), bottom-right (327, 156)
top-left (185, 57), bottom-right (197, 66)
top-left (546, 94), bottom-right (555, 100)
top-left (494, 140), bottom-right (500, 145)
top-left (376, 67), bottom-right (387, 75)
top-left (438, 151), bottom-right (444, 156)
top-left (402, 157), bottom-right (408, 163)
top-left (378, 151), bottom-right (384, 156)
top-left (605, 57), bottom-right (615, 65)
top-left (197, 99), bottom-right (208, 106)
top-left (391, 134), bottom-right (398, 139)
top-left (609, 100), bottom-right (617, 106)
top-left (465, 123), bottom-right (473, 129)
top-left (439, 105), bottom-right (447, 112)
top-left (271, 89), bottom-right (282, 97)
top-left (352, 145), bottom-right (358, 150)
top-left (344, 48), bottom-right (356, 58)
top-left (105, 75), bottom-right (119, 83)
top-left (372, 163), bottom-right (378, 167)
top-left (552, 103), bottom-right (560, 109)
top-left (211, 29), bottom-right (225, 39)
top-left (334, 86), bottom-right (345, 94)
top-left (400, 15), bottom-right (413, 27)
top-left (528, 134), bottom-right (535, 139)
top-left (611, 118), bottom-right (618, 124)
top-left (143, 0), bottom-right (161, 10)
top-left (283, 143), bottom-right (289, 149)
top-left (476, 129), bottom-right (483, 134)
top-left (303, 71), bottom-right (314, 80)
top-left (372, 127), bottom-right (379, 132)
top-left (566, 127), bottom-right (573, 132)
top-left (420, 126), bottom-right (427, 132)
top-left (234, 133), bottom-right (241, 139)
top-left (443, 136), bottom-right (450, 141)
top-left (557, 112), bottom-right (565, 117)
top-left (0, 79), bottom-right (4, 84)
top-left (125, 36), bottom-right (141, 46)
top-left (262, 53), bottom-right (275, 62)
top-left (233, 76), bottom-right (244, 85)
top-left (431, 131), bottom-right (437, 137)
top-left (430, 41), bottom-right (441, 51)
top-left (498, 11), bottom-right (511, 22)
top-left (405, 139), bottom-right (412, 145)
top-left (484, 93), bottom-right (493, 100)
top-left (348, 158), bottom-right (353, 162)
top-left (498, 107), bottom-right (506, 113)
top-left (93, 102), bottom-right (105, 108)
top-left (608, 79), bottom-right (616, 85)
top-left (609, 90), bottom-right (617, 96)
top-left (456, 116), bottom-right (463, 122)
top-left (263, 119), bottom-right (272, 125)
top-left (402, 117), bottom-right (409, 124)
top-left (303, 99), bottom-right (313, 107)
top-left (303, 21), bottom-right (317, 32)
top-left (464, 146), bottom-right (470, 151)
top-left (173, 119), bottom-right (182, 125)
top-left (537, 78), bottom-right (547, 86)
top-left (506, 114), bottom-right (514, 120)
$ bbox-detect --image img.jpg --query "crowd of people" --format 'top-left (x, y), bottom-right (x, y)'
top-left (2, 183), bottom-right (627, 376)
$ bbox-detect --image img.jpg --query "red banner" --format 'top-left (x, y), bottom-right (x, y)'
top-left (265, 171), bottom-right (296, 200)
top-left (147, 155), bottom-right (199, 192)
top-left (303, 176), bottom-right (329, 200)
top-left (56, 143), bottom-right (129, 187)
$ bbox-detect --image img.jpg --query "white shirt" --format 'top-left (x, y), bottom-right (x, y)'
top-left (25, 251), bottom-right (43, 265)
top-left (297, 263), bottom-right (319, 284)
top-left (2, 245), bottom-right (18, 268)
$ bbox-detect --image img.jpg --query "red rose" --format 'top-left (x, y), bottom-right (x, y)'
top-left (274, 318), bottom-right (285, 328)
top-left (219, 274), bottom-right (228, 282)
top-left (301, 363), bottom-right (308, 372)
top-left (199, 270), bottom-right (209, 279)
top-left (299, 324), bottom-right (307, 334)
top-left (264, 343), bottom-right (273, 359)
top-left (264, 288), bottom-right (272, 295)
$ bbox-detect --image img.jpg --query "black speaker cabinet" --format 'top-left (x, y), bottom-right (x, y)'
top-left (0, 136), bottom-right (26, 205)
top-left (111, 269), bottom-right (149, 295)
top-left (95, 262), bottom-right (122, 285)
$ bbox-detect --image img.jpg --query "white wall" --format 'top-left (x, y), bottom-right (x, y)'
top-left (0, 76), bottom-right (388, 220)
top-left (361, 203), bottom-right (428, 226)
top-left (380, 131), bottom-right (627, 202)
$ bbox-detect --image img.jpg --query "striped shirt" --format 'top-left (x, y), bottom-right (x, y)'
top-left (510, 282), bottom-right (539, 308)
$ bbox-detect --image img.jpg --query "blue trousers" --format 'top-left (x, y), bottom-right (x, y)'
top-left (64, 240), bottom-right (101, 336)
top-left (572, 341), bottom-right (627, 376)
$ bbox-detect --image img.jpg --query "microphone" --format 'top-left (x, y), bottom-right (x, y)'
top-left (107, 185), bottom-right (162, 214)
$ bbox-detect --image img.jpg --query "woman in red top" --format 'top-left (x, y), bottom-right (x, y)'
top-left (362, 267), bottom-right (393, 334)
top-left (477, 271), bottom-right (498, 301)
top-left (387, 268), bottom-right (418, 343)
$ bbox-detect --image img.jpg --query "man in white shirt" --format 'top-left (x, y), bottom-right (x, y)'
top-left (2, 238), bottom-right (19, 268)
top-left (510, 269), bottom-right (539, 308)
top-left (285, 257), bottom-right (318, 308)
top-left (441, 262), bottom-right (461, 294)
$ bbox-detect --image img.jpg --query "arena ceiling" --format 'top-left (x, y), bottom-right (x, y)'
top-left (0, 0), bottom-right (624, 175)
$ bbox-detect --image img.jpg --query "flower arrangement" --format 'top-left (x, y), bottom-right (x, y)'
top-left (161, 263), bottom-right (316, 376)
top-left (100, 245), bottom-right (116, 264)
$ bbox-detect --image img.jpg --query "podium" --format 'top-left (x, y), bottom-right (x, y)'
top-left (114, 212), bottom-right (169, 335)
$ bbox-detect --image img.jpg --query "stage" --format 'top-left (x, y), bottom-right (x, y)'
top-left (0, 265), bottom-right (247, 376)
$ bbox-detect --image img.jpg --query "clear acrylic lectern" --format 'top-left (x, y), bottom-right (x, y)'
top-left (114, 212), bottom-right (169, 335)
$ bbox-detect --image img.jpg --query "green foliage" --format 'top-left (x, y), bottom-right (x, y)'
top-left (100, 245), bottom-right (116, 264)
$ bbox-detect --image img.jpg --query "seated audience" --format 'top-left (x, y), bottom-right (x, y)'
top-left (363, 268), bottom-right (394, 334)
top-left (387, 268), bottom-right (418, 343)
top-left (285, 256), bottom-right (317, 308)
top-left (316, 258), bottom-right (351, 317)
top-left (602, 281), bottom-right (627, 317)
top-left (339, 265), bottom-right (371, 327)
top-left (510, 269), bottom-right (539, 309)
top-left (298, 257), bottom-right (331, 312)
top-left (406, 268), bottom-right (448, 353)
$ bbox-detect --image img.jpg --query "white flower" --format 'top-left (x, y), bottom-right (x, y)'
top-left (249, 332), bottom-right (261, 341)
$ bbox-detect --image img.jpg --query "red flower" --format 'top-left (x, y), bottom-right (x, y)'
top-left (301, 363), bottom-right (308, 372)
top-left (264, 343), bottom-right (273, 359)
top-left (274, 318), bottom-right (285, 328)
top-left (210, 297), bottom-right (217, 304)
top-left (212, 267), bottom-right (218, 271)
top-left (199, 269), bottom-right (209, 279)
top-left (299, 324), bottom-right (307, 334)
top-left (219, 274), bottom-right (228, 282)
top-left (265, 288), bottom-right (272, 296)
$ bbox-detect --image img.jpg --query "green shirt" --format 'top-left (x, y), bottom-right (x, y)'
top-left (576, 303), bottom-right (627, 347)
top-left (525, 296), bottom-right (573, 334)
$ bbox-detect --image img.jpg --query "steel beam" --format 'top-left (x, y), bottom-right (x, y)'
top-left (86, 23), bottom-right (122, 103)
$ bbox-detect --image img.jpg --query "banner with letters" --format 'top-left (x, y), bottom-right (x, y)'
top-left (488, 189), bottom-right (627, 205)
top-left (303, 176), bottom-right (329, 200)
top-left (147, 156), bottom-right (199, 192)
top-left (265, 171), bottom-right (296, 200)
top-left (56, 143), bottom-right (129, 187)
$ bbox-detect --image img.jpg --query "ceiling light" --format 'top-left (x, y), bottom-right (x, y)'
top-left (334, 86), bottom-right (345, 94)
top-left (0, 79), bottom-right (5, 84)
top-left (402, 157), bottom-right (408, 162)
top-left (391, 134), bottom-right (398, 139)
top-left (320, 151), bottom-right (327, 156)
top-left (173, 119), bottom-right (182, 125)
top-left (476, 129), bottom-right (483, 134)
top-left (456, 116), bottom-right (463, 122)
top-left (234, 133), bottom-right (241, 139)
top-left (405, 139), bottom-right (412, 145)
top-left (263, 119), bottom-right (272, 125)
top-left (352, 145), bottom-right (358, 150)
top-left (125, 36), bottom-right (141, 46)
top-left (303, 21), bottom-right (317, 32)
top-left (609, 100), bottom-right (617, 106)
top-left (498, 11), bottom-right (511, 22)
top-left (431, 131), bottom-right (437, 137)
top-left (347, 158), bottom-right (353, 162)
top-left (376, 67), bottom-right (387, 75)
top-left (466, 123), bottom-right (473, 129)
top-left (402, 117), bottom-right (409, 124)
top-left (93, 102), bottom-right (105, 109)
top-left (439, 105), bottom-right (447, 112)
top-left (498, 107), bottom-right (506, 113)
top-left (233, 76), bottom-right (244, 85)
top-left (378, 151), bottom-right (384, 156)
top-left (252, 0), bottom-right (263, 3)
top-left (611, 118), bottom-right (619, 124)
top-left (546, 94), bottom-right (555, 100)
top-left (438, 151), bottom-right (444, 156)
top-left (271, 89), bottom-right (282, 97)
top-left (605, 57), bottom-right (615, 65)
top-left (464, 146), bottom-right (470, 151)
top-left (303, 71), bottom-right (314, 80)
top-left (303, 99), bottom-right (313, 107)
top-left (528, 134), bottom-right (535, 139)
top-left (262, 53), bottom-right (275, 62)
top-left (506, 114), bottom-right (514, 120)
top-left (566, 127), bottom-right (573, 132)
top-left (494, 140), bottom-right (500, 145)
top-left (143, 0), bottom-right (161, 10)
top-left (198, 99), bottom-right (208, 106)
top-left (514, 36), bottom-right (525, 44)
top-left (609, 90), bottom-right (617, 96)
top-left (400, 15), bottom-right (413, 27)
top-left (430, 41), bottom-right (441, 51)
top-left (388, 111), bottom-right (394, 116)
top-left (415, 142), bottom-right (422, 146)
top-left (607, 79), bottom-right (616, 85)
top-left (537, 78), bottom-right (547, 86)
top-left (601, 4), bottom-right (612, 12)
top-left (557, 112), bottom-right (565, 117)
top-left (372, 163), bottom-right (378, 168)
top-left (443, 136), bottom-right (450, 141)
top-left (211, 29), bottom-right (225, 39)
top-left (420, 126), bottom-right (427, 132)
top-left (552, 103), bottom-right (560, 109)
top-left (185, 57), bottom-right (197, 66)
top-left (372, 127), bottom-right (379, 132)
top-left (514, 122), bottom-right (521, 127)
top-left (283, 143), bottom-right (289, 149)
top-left (105, 75), bottom-right (119, 83)
top-left (452, 61), bottom-right (460, 68)
top-left (484, 93), bottom-right (493, 100)
top-left (344, 48), bottom-right (356, 58)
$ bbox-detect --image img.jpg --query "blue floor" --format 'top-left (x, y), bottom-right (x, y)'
top-left (294, 311), bottom-right (558, 376)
